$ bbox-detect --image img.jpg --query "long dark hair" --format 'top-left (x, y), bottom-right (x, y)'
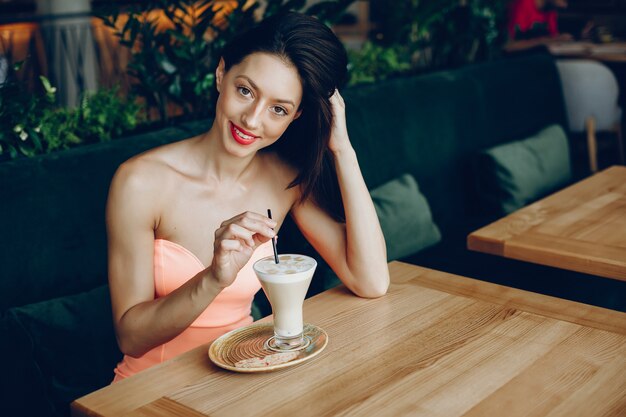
top-left (220, 12), bottom-right (347, 221)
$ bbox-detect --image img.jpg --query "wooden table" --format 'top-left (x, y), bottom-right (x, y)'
top-left (468, 166), bottom-right (626, 281)
top-left (549, 41), bottom-right (626, 63)
top-left (71, 262), bottom-right (626, 417)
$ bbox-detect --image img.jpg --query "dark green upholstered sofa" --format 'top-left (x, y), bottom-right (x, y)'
top-left (2, 53), bottom-right (624, 417)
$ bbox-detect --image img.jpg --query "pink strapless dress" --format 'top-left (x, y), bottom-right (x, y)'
top-left (112, 239), bottom-right (273, 381)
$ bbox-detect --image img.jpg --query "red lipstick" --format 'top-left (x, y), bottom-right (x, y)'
top-left (229, 122), bottom-right (258, 145)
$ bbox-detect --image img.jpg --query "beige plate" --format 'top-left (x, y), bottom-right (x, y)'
top-left (208, 322), bottom-right (328, 373)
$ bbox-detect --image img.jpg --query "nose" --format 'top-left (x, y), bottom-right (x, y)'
top-left (241, 102), bottom-right (263, 131)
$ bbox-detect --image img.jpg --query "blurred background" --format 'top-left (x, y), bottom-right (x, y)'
top-left (0, 0), bottom-right (625, 160)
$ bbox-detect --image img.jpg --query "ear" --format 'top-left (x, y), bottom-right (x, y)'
top-left (215, 58), bottom-right (226, 93)
top-left (293, 109), bottom-right (302, 121)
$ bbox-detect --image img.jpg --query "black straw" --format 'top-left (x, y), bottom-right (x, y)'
top-left (267, 209), bottom-right (279, 264)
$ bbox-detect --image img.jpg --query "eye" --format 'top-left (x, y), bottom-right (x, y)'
top-left (237, 86), bottom-right (252, 97)
top-left (271, 106), bottom-right (288, 116)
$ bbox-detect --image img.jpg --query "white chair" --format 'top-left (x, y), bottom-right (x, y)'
top-left (556, 59), bottom-right (624, 173)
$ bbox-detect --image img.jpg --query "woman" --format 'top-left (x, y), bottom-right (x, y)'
top-left (106, 12), bottom-right (389, 381)
top-left (504, 0), bottom-right (572, 53)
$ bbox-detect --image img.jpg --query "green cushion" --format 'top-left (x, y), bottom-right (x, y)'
top-left (370, 174), bottom-right (442, 260)
top-left (343, 70), bottom-right (486, 237)
top-left (1, 285), bottom-right (122, 416)
top-left (476, 124), bottom-right (572, 214)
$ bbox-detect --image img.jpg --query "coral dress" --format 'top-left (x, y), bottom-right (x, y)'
top-left (112, 239), bottom-right (272, 381)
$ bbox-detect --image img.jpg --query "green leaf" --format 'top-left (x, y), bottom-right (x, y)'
top-left (168, 75), bottom-right (182, 98)
top-left (156, 54), bottom-right (177, 75)
top-left (169, 44), bottom-right (193, 61)
top-left (306, 0), bottom-right (355, 24)
top-left (263, 0), bottom-right (285, 18)
top-left (18, 143), bottom-right (35, 157)
top-left (66, 132), bottom-right (82, 145)
top-left (39, 76), bottom-right (56, 94)
top-left (28, 129), bottom-right (43, 151)
top-left (12, 60), bottom-right (25, 71)
top-left (8, 144), bottom-right (18, 159)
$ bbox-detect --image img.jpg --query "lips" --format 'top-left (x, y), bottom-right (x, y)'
top-left (229, 122), bottom-right (258, 146)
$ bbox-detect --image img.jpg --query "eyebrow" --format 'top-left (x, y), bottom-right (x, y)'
top-left (235, 75), bottom-right (296, 108)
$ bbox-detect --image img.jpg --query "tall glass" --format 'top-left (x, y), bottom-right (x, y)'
top-left (253, 254), bottom-right (317, 351)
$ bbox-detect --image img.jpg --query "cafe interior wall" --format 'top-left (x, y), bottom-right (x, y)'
top-left (1, 0), bottom-right (624, 165)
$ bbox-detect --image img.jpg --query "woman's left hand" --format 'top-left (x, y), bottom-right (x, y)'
top-left (328, 89), bottom-right (352, 154)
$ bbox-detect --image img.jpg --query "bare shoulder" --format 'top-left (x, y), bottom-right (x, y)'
top-left (111, 139), bottom-right (190, 195)
top-left (107, 140), bottom-right (193, 226)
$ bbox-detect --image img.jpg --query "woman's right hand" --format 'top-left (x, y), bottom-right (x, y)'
top-left (210, 211), bottom-right (277, 288)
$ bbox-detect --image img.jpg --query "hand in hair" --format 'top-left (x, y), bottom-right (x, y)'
top-left (328, 90), bottom-right (352, 154)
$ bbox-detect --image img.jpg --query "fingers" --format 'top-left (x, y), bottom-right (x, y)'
top-left (330, 89), bottom-right (345, 108)
top-left (215, 238), bottom-right (244, 254)
top-left (330, 90), bottom-right (346, 126)
top-left (252, 232), bottom-right (272, 247)
top-left (221, 211), bottom-right (276, 231)
top-left (216, 211), bottom-right (276, 248)
top-left (217, 223), bottom-right (256, 247)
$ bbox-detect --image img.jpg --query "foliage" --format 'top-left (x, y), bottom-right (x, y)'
top-left (366, 0), bottom-right (508, 75)
top-left (370, 0), bottom-right (457, 47)
top-left (347, 42), bottom-right (412, 87)
top-left (0, 62), bottom-right (53, 158)
top-left (99, 0), bottom-right (355, 124)
top-left (425, 0), bottom-right (508, 69)
top-left (0, 63), bottom-right (141, 160)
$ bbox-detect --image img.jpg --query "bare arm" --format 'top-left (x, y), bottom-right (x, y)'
top-left (291, 91), bottom-right (389, 298)
top-left (107, 161), bottom-right (275, 357)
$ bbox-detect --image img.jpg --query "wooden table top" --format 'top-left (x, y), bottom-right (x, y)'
top-left (468, 166), bottom-right (626, 281)
top-left (549, 41), bottom-right (626, 63)
top-left (71, 262), bottom-right (626, 417)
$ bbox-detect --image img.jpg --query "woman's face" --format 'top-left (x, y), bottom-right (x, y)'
top-left (214, 52), bottom-right (303, 157)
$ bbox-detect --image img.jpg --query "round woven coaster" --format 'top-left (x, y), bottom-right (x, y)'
top-left (208, 322), bottom-right (328, 373)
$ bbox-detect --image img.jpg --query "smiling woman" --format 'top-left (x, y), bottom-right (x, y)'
top-left (215, 53), bottom-right (303, 153)
top-left (105, 12), bottom-right (389, 382)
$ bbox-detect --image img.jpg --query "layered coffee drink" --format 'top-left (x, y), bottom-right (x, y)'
top-left (253, 254), bottom-right (317, 350)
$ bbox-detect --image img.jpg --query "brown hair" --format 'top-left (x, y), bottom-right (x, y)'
top-left (221, 12), bottom-right (347, 221)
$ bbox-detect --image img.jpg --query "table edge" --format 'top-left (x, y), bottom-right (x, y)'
top-left (390, 261), bottom-right (626, 335)
top-left (466, 166), bottom-right (626, 281)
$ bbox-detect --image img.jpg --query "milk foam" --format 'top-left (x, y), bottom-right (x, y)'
top-left (254, 254), bottom-right (317, 341)
top-left (254, 255), bottom-right (316, 275)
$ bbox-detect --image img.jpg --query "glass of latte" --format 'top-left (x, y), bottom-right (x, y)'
top-left (253, 254), bottom-right (317, 351)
